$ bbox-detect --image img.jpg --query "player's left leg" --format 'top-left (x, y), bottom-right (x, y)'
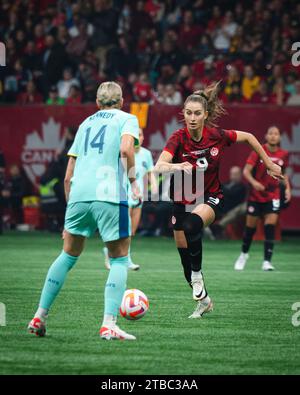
top-left (182, 203), bottom-right (215, 318)
top-left (28, 232), bottom-right (85, 336)
top-left (262, 213), bottom-right (279, 271)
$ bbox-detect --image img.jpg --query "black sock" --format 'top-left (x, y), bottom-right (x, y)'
top-left (177, 248), bottom-right (192, 285)
top-left (242, 226), bottom-right (256, 253)
top-left (182, 213), bottom-right (203, 272)
top-left (264, 224), bottom-right (275, 261)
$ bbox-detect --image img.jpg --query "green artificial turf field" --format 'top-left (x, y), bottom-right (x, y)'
top-left (0, 231), bottom-right (299, 375)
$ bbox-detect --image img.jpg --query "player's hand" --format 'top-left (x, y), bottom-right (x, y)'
top-left (252, 180), bottom-right (265, 192)
top-left (285, 188), bottom-right (292, 203)
top-left (177, 161), bottom-right (193, 174)
top-left (131, 180), bottom-right (142, 203)
top-left (267, 162), bottom-right (284, 180)
top-left (62, 229), bottom-right (67, 240)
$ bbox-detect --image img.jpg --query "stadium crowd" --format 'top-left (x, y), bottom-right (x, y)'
top-left (1, 0), bottom-right (300, 106)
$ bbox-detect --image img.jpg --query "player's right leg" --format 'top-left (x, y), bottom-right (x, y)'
top-left (96, 202), bottom-right (136, 340)
top-left (234, 207), bottom-right (259, 270)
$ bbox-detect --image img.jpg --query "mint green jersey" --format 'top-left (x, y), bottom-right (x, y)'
top-left (128, 147), bottom-right (154, 207)
top-left (68, 109), bottom-right (139, 204)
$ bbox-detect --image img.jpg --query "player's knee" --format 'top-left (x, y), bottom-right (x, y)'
top-left (182, 213), bottom-right (204, 235)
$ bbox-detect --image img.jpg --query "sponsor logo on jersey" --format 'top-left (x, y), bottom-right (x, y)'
top-left (210, 147), bottom-right (219, 157)
top-left (183, 149), bottom-right (209, 157)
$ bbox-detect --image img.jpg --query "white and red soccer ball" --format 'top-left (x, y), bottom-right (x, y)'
top-left (120, 289), bottom-right (149, 320)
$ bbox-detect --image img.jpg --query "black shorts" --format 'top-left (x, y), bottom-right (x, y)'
top-left (172, 196), bottom-right (225, 231)
top-left (247, 200), bottom-right (281, 217)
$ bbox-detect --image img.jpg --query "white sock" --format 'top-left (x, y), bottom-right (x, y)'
top-left (102, 314), bottom-right (117, 327)
top-left (34, 307), bottom-right (48, 321)
top-left (191, 271), bottom-right (203, 282)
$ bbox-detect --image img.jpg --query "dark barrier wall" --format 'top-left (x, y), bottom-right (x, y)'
top-left (1, 104), bottom-right (300, 229)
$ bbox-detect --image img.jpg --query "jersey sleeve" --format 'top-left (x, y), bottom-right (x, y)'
top-left (246, 150), bottom-right (259, 167)
top-left (222, 129), bottom-right (237, 146)
top-left (120, 115), bottom-right (139, 145)
top-left (163, 132), bottom-right (180, 157)
top-left (67, 125), bottom-right (82, 157)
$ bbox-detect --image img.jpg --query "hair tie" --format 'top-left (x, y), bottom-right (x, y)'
top-left (199, 92), bottom-right (208, 101)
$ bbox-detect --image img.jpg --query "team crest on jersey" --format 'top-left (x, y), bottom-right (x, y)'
top-left (210, 147), bottom-right (219, 157)
top-left (172, 216), bottom-right (176, 225)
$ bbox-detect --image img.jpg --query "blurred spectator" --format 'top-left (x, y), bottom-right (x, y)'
top-left (57, 67), bottom-right (80, 99)
top-left (46, 85), bottom-right (65, 105)
top-left (33, 24), bottom-right (46, 54)
top-left (177, 65), bottom-right (194, 97)
top-left (285, 73), bottom-right (298, 95)
top-left (164, 83), bottom-right (182, 105)
top-left (178, 10), bottom-right (203, 52)
top-left (23, 41), bottom-right (42, 74)
top-left (224, 65), bottom-right (241, 97)
top-left (286, 81), bottom-right (300, 106)
top-left (77, 60), bottom-right (100, 102)
top-left (133, 73), bottom-right (153, 102)
top-left (66, 19), bottom-right (89, 60)
top-left (270, 78), bottom-right (289, 105)
top-left (212, 11), bottom-right (238, 52)
top-left (42, 34), bottom-right (69, 91)
top-left (90, 0), bottom-right (119, 73)
top-left (153, 82), bottom-right (166, 104)
top-left (66, 85), bottom-right (82, 104)
top-left (1, 164), bottom-right (32, 229)
top-left (106, 34), bottom-right (139, 79)
top-left (17, 80), bottom-right (43, 104)
top-left (241, 65), bottom-right (260, 101)
top-left (251, 80), bottom-right (272, 104)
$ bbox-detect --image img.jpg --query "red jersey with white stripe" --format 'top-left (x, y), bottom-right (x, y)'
top-left (246, 144), bottom-right (289, 203)
top-left (163, 126), bottom-right (237, 205)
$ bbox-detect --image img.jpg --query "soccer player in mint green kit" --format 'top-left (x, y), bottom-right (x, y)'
top-left (28, 81), bottom-right (141, 340)
top-left (103, 128), bottom-right (158, 270)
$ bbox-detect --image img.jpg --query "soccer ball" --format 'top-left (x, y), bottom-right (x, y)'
top-left (120, 289), bottom-right (149, 320)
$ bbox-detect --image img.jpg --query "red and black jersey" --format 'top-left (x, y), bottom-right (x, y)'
top-left (247, 144), bottom-right (289, 203)
top-left (163, 126), bottom-right (237, 205)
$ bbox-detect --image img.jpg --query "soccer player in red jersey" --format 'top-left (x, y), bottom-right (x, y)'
top-left (234, 126), bottom-right (291, 271)
top-left (154, 82), bottom-right (283, 319)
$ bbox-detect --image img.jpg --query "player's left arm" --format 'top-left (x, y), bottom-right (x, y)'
top-left (64, 156), bottom-right (76, 202)
top-left (235, 131), bottom-right (284, 180)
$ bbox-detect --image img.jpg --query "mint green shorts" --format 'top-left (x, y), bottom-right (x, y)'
top-left (64, 201), bottom-right (131, 242)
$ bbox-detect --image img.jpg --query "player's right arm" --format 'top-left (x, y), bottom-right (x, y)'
top-left (155, 151), bottom-right (193, 174)
top-left (243, 163), bottom-right (265, 192)
top-left (64, 156), bottom-right (76, 201)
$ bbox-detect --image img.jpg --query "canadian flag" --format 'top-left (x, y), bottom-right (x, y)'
top-left (21, 118), bottom-right (65, 188)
